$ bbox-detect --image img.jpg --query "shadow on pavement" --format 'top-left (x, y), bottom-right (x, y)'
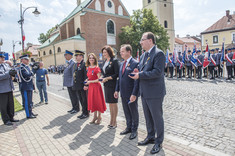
top-left (86, 129), bottom-right (116, 156)
top-left (69, 124), bottom-right (104, 150)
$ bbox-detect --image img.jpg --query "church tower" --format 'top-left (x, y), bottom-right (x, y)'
top-left (143, 0), bottom-right (175, 51)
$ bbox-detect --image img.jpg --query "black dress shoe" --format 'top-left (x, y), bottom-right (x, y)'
top-left (70, 110), bottom-right (78, 114)
top-left (67, 109), bottom-right (73, 113)
top-left (120, 129), bottom-right (131, 135)
top-left (138, 138), bottom-right (155, 146)
top-left (129, 132), bottom-right (137, 140)
top-left (4, 121), bottom-right (13, 126)
top-left (150, 144), bottom-right (162, 154)
top-left (27, 116), bottom-right (36, 119)
top-left (77, 114), bottom-right (83, 118)
top-left (10, 119), bottom-right (19, 122)
top-left (80, 114), bottom-right (89, 119)
top-left (32, 113), bottom-right (38, 116)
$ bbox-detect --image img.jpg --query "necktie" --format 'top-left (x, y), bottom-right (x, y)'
top-left (122, 61), bottom-right (127, 74)
top-left (77, 63), bottom-right (80, 67)
top-left (143, 52), bottom-right (149, 64)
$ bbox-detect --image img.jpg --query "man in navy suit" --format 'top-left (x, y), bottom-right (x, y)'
top-left (114, 44), bottom-right (139, 140)
top-left (130, 32), bottom-right (166, 154)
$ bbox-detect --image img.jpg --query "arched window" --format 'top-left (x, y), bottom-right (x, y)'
top-left (49, 50), bottom-right (52, 55)
top-left (107, 20), bottom-right (115, 34)
top-left (95, 0), bottom-right (101, 11)
top-left (118, 5), bottom-right (123, 15)
top-left (164, 20), bottom-right (168, 28)
top-left (148, 0), bottom-right (151, 3)
top-left (43, 51), bottom-right (46, 55)
top-left (58, 47), bottom-right (61, 53)
top-left (77, 28), bottom-right (81, 35)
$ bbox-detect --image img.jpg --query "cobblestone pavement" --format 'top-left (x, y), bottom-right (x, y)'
top-left (47, 74), bottom-right (235, 155)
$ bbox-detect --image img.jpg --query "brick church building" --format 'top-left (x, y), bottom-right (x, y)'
top-left (38, 0), bottom-right (130, 67)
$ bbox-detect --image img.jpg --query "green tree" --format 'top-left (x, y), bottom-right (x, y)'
top-left (38, 25), bottom-right (58, 44)
top-left (119, 9), bottom-right (170, 57)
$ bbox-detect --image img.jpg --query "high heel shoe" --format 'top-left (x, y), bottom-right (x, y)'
top-left (95, 118), bottom-right (102, 125)
top-left (89, 118), bottom-right (98, 124)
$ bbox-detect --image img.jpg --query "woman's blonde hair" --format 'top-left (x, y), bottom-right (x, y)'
top-left (86, 53), bottom-right (98, 67)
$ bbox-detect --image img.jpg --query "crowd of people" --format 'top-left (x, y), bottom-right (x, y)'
top-left (47, 64), bottom-right (65, 74)
top-left (166, 47), bottom-right (235, 80)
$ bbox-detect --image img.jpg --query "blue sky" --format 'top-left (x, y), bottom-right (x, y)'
top-left (0, 0), bottom-right (235, 55)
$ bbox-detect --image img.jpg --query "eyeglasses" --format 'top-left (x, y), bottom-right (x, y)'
top-left (140, 38), bottom-right (149, 42)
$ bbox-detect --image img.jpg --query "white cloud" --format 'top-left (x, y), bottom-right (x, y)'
top-left (50, 0), bottom-right (63, 8)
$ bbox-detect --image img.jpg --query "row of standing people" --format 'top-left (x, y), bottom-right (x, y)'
top-left (166, 47), bottom-right (235, 80)
top-left (48, 64), bottom-right (65, 74)
top-left (63, 32), bottom-right (166, 154)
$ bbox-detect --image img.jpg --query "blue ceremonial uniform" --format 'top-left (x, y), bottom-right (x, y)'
top-left (226, 51), bottom-right (233, 79)
top-left (176, 53), bottom-right (183, 78)
top-left (216, 52), bottom-right (223, 77)
top-left (19, 63), bottom-right (34, 118)
top-left (186, 52), bottom-right (192, 78)
top-left (196, 53), bottom-right (204, 79)
top-left (167, 55), bottom-right (174, 78)
top-left (116, 57), bottom-right (139, 133)
top-left (209, 53), bottom-right (216, 79)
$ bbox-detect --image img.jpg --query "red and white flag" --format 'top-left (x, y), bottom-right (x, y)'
top-left (203, 44), bottom-right (210, 68)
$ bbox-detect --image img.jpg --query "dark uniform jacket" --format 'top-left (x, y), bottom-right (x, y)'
top-left (197, 55), bottom-right (204, 67)
top-left (185, 54), bottom-right (192, 66)
top-left (72, 60), bottom-right (87, 90)
top-left (209, 54), bottom-right (216, 66)
top-left (19, 63), bottom-right (34, 91)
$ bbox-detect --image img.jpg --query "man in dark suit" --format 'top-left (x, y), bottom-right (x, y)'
top-left (130, 32), bottom-right (166, 154)
top-left (63, 50), bottom-right (78, 114)
top-left (72, 50), bottom-right (89, 119)
top-left (114, 44), bottom-right (139, 140)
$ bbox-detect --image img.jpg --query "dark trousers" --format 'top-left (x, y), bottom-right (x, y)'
top-left (233, 66), bottom-right (235, 78)
top-left (121, 97), bottom-right (139, 132)
top-left (0, 91), bottom-right (14, 124)
top-left (176, 66), bottom-right (182, 78)
top-left (169, 67), bottom-right (174, 78)
top-left (197, 66), bottom-right (202, 78)
top-left (226, 66), bottom-right (232, 79)
top-left (209, 66), bottom-right (215, 78)
top-left (203, 68), bottom-right (207, 77)
top-left (187, 66), bottom-right (192, 78)
top-left (218, 65), bottom-right (223, 77)
top-left (141, 96), bottom-right (164, 144)
top-left (77, 89), bottom-right (88, 115)
top-left (22, 90), bottom-right (33, 117)
top-left (182, 67), bottom-right (185, 77)
top-left (67, 87), bottom-right (79, 111)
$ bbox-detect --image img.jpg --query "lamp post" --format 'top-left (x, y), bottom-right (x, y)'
top-left (18, 4), bottom-right (40, 54)
top-left (0, 38), bottom-right (3, 51)
top-left (12, 40), bottom-right (21, 65)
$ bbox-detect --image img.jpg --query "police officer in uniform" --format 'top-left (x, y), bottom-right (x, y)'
top-left (0, 52), bottom-right (19, 125)
top-left (186, 50), bottom-right (192, 78)
top-left (63, 50), bottom-right (79, 114)
top-left (196, 50), bottom-right (204, 79)
top-left (19, 55), bottom-right (37, 119)
top-left (176, 51), bottom-right (183, 78)
top-left (72, 50), bottom-right (89, 119)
